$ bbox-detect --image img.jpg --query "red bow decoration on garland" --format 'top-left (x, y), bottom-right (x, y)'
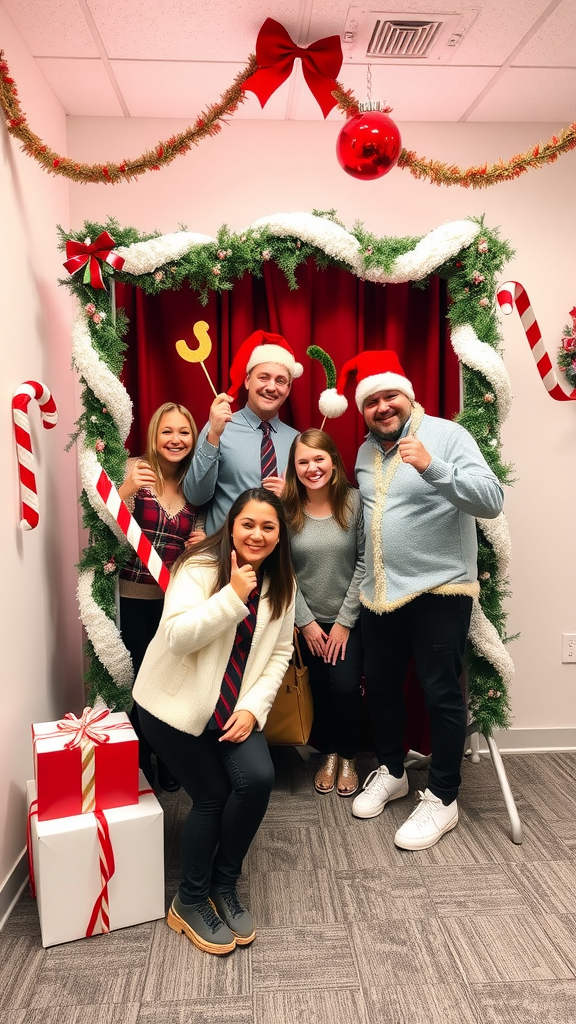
top-left (241, 18), bottom-right (343, 118)
top-left (64, 231), bottom-right (125, 290)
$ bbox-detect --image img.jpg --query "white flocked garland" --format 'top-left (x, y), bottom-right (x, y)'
top-left (75, 213), bottom-right (513, 698)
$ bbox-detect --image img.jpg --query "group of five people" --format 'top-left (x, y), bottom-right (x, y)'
top-left (118, 330), bottom-right (503, 955)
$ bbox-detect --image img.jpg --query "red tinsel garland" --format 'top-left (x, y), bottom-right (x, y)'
top-left (1, 48), bottom-right (575, 188)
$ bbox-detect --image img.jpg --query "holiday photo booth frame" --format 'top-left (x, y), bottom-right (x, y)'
top-left (60, 210), bottom-right (515, 740)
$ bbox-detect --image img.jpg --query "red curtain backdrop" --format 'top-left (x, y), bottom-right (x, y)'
top-left (115, 262), bottom-right (460, 756)
top-left (116, 260), bottom-right (459, 481)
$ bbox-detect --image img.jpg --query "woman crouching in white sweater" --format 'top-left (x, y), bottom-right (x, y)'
top-left (133, 487), bottom-right (295, 956)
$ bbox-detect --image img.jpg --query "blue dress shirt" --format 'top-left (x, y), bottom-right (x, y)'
top-left (184, 404), bottom-right (298, 535)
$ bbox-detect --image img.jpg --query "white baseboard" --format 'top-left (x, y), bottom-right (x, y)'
top-left (0, 849), bottom-right (28, 932)
top-left (476, 727), bottom-right (576, 753)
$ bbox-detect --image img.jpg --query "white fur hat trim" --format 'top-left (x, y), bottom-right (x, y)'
top-left (246, 344), bottom-right (303, 379)
top-left (355, 372), bottom-right (415, 411)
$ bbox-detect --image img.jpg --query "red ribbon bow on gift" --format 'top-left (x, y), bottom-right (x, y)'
top-left (63, 231), bottom-right (125, 290)
top-left (241, 18), bottom-right (343, 118)
top-left (56, 706), bottom-right (131, 749)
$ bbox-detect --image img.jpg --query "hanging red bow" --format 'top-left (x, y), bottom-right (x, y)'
top-left (241, 18), bottom-right (343, 118)
top-left (64, 231), bottom-right (125, 290)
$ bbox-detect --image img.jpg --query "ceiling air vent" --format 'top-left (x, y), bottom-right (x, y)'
top-left (343, 8), bottom-right (478, 64)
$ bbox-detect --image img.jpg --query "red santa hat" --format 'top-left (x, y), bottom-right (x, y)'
top-left (228, 330), bottom-right (303, 400)
top-left (319, 350), bottom-right (415, 418)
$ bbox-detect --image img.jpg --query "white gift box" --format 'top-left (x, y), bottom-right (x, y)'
top-left (26, 772), bottom-right (165, 947)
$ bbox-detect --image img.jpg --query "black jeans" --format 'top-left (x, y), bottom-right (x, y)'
top-left (300, 622), bottom-right (363, 759)
top-left (137, 705), bottom-right (274, 903)
top-left (361, 594), bottom-right (472, 804)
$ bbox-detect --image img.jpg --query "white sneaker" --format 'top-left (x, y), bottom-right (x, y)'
top-left (394, 788), bottom-right (458, 850)
top-left (351, 766), bottom-right (409, 819)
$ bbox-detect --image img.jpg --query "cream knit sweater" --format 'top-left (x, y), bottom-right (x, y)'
top-left (133, 558), bottom-right (295, 736)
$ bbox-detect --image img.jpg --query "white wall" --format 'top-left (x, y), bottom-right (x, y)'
top-left (67, 115), bottom-right (576, 747)
top-left (0, 4), bottom-right (84, 925)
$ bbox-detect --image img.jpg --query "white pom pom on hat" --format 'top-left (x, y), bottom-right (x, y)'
top-left (229, 330), bottom-right (303, 400)
top-left (319, 388), bottom-right (349, 418)
top-left (327, 350), bottom-right (415, 416)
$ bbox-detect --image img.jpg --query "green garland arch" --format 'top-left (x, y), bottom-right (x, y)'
top-left (60, 210), bottom-right (515, 738)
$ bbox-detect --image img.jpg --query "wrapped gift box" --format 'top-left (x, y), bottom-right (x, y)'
top-left (32, 709), bottom-right (139, 821)
top-left (27, 773), bottom-right (165, 947)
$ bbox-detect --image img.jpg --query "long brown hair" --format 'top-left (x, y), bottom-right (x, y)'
top-left (172, 488), bottom-right (294, 620)
top-left (283, 429), bottom-right (354, 533)
top-left (144, 402), bottom-right (198, 491)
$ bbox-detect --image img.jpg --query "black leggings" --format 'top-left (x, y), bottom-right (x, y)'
top-left (300, 622), bottom-right (363, 759)
top-left (137, 705), bottom-right (274, 903)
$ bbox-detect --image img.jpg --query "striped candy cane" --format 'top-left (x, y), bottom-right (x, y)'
top-left (92, 466), bottom-right (171, 592)
top-left (497, 282), bottom-right (576, 402)
top-left (12, 381), bottom-right (58, 530)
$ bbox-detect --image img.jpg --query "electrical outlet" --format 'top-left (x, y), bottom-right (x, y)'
top-left (562, 633), bottom-right (576, 663)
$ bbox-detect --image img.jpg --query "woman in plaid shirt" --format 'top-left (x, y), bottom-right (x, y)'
top-left (119, 402), bottom-right (206, 788)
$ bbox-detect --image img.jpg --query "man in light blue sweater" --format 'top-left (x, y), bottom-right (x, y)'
top-left (321, 349), bottom-right (504, 849)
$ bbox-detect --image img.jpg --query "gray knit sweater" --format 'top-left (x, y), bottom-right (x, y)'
top-left (289, 489), bottom-right (365, 629)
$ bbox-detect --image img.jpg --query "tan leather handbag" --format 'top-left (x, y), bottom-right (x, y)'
top-left (264, 629), bottom-right (313, 746)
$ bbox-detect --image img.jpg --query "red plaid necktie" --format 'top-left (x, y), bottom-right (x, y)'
top-left (213, 586), bottom-right (260, 729)
top-left (260, 420), bottom-right (278, 479)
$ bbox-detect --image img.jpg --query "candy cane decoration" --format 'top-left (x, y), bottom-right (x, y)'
top-left (12, 381), bottom-right (58, 530)
top-left (92, 465), bottom-right (171, 592)
top-left (497, 282), bottom-right (576, 402)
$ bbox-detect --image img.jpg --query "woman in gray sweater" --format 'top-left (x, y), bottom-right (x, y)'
top-left (283, 430), bottom-right (365, 797)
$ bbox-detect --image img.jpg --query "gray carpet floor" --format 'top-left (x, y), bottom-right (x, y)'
top-left (2, 748), bottom-right (576, 1024)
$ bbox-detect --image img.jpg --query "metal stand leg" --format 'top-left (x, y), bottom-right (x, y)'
top-left (403, 749), bottom-right (432, 770)
top-left (465, 728), bottom-right (481, 764)
top-left (485, 733), bottom-right (523, 844)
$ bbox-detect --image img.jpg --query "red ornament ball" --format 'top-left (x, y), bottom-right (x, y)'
top-left (336, 109), bottom-right (402, 180)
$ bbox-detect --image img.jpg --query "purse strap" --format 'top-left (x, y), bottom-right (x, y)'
top-left (292, 628), bottom-right (305, 670)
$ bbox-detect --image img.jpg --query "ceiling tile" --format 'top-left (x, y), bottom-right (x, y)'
top-left (511, 0), bottom-right (576, 67)
top-left (111, 60), bottom-right (288, 119)
top-left (308, 62), bottom-right (499, 122)
top-left (88, 0), bottom-right (301, 61)
top-left (441, 0), bottom-right (554, 65)
top-left (467, 67), bottom-right (576, 121)
top-left (2, 0), bottom-right (97, 57)
top-left (35, 58), bottom-right (124, 116)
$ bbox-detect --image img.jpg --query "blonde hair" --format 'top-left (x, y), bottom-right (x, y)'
top-left (283, 428), bottom-right (354, 533)
top-left (144, 403), bottom-right (198, 492)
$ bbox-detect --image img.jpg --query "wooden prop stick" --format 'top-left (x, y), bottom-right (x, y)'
top-left (175, 321), bottom-right (218, 397)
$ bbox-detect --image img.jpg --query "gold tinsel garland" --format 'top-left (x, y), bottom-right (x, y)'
top-left (2, 47), bottom-right (576, 187)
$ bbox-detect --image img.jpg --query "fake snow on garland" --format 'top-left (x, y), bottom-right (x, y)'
top-left (66, 211), bottom-right (514, 732)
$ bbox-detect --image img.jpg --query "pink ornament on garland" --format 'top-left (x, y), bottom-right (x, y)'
top-left (336, 102), bottom-right (401, 181)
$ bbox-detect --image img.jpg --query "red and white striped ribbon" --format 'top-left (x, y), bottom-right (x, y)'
top-left (497, 282), bottom-right (576, 402)
top-left (92, 466), bottom-right (171, 592)
top-left (12, 381), bottom-right (58, 530)
top-left (54, 706), bottom-right (131, 748)
top-left (86, 810), bottom-right (115, 936)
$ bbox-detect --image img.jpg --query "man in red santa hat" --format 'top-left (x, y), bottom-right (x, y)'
top-left (184, 330), bottom-right (302, 534)
top-left (319, 350), bottom-right (504, 849)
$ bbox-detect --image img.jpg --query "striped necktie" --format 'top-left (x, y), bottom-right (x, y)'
top-left (259, 420), bottom-right (278, 479)
top-left (213, 586), bottom-right (260, 729)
